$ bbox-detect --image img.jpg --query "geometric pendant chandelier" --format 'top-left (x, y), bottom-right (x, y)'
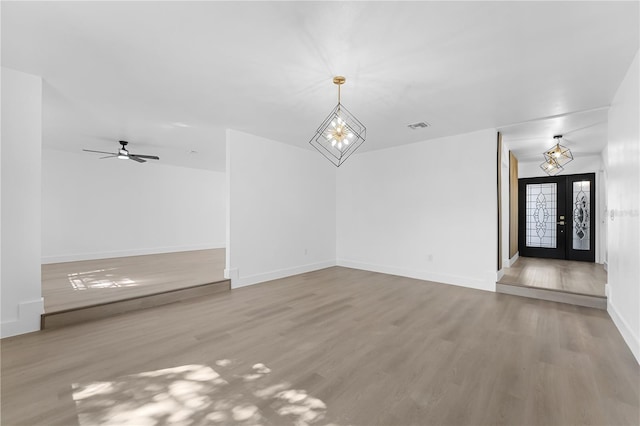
top-left (539, 156), bottom-right (564, 176)
top-left (540, 134), bottom-right (573, 175)
top-left (309, 76), bottom-right (366, 167)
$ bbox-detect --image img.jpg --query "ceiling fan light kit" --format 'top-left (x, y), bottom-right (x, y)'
top-left (83, 141), bottom-right (160, 163)
top-left (309, 76), bottom-right (366, 167)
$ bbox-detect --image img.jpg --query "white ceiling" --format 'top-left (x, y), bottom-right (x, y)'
top-left (500, 107), bottom-right (610, 163)
top-left (2, 1), bottom-right (638, 171)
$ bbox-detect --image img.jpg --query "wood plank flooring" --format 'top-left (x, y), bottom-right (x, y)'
top-left (499, 256), bottom-right (607, 297)
top-left (42, 249), bottom-right (226, 313)
top-left (3, 267), bottom-right (638, 426)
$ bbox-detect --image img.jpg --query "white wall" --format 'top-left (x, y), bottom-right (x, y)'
top-left (42, 149), bottom-right (226, 263)
top-left (225, 129), bottom-right (336, 288)
top-left (600, 147), bottom-right (608, 268)
top-left (1, 68), bottom-right (43, 338)
top-left (337, 128), bottom-right (498, 292)
top-left (606, 51), bottom-right (639, 363)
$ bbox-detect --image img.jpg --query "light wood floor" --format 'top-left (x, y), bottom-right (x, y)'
top-left (3, 267), bottom-right (638, 425)
top-left (499, 256), bottom-right (607, 297)
top-left (42, 249), bottom-right (226, 312)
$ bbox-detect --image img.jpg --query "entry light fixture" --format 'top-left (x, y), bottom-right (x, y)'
top-left (543, 135), bottom-right (573, 167)
top-left (539, 157), bottom-right (564, 176)
top-left (309, 76), bottom-right (366, 167)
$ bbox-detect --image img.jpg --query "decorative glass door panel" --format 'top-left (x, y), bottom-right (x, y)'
top-left (525, 183), bottom-right (557, 248)
top-left (572, 181), bottom-right (590, 251)
top-left (519, 176), bottom-right (566, 260)
top-left (566, 174), bottom-right (595, 261)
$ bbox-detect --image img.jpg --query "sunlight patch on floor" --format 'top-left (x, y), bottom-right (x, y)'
top-left (72, 361), bottom-right (337, 426)
top-left (68, 269), bottom-right (137, 290)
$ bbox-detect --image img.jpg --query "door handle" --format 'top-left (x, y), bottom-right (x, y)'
top-left (557, 221), bottom-right (565, 225)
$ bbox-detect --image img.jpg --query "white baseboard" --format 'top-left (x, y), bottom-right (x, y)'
top-left (41, 243), bottom-right (226, 264)
top-left (336, 259), bottom-right (496, 292)
top-left (231, 260), bottom-right (337, 289)
top-left (608, 297), bottom-right (640, 364)
top-left (603, 261), bottom-right (608, 272)
top-left (496, 269), bottom-right (505, 281)
top-left (1, 298), bottom-right (44, 339)
top-left (224, 268), bottom-right (239, 280)
top-left (505, 252), bottom-right (519, 268)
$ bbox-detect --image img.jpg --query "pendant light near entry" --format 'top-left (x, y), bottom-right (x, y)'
top-left (539, 157), bottom-right (564, 176)
top-left (309, 76), bottom-right (366, 167)
top-left (540, 135), bottom-right (573, 175)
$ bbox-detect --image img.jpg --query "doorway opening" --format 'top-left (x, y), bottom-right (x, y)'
top-left (518, 173), bottom-right (596, 262)
top-left (498, 172), bottom-right (606, 308)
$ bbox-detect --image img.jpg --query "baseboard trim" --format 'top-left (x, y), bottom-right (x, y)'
top-left (41, 243), bottom-right (226, 264)
top-left (232, 260), bottom-right (337, 289)
top-left (336, 259), bottom-right (496, 292)
top-left (505, 252), bottom-right (519, 268)
top-left (608, 298), bottom-right (640, 364)
top-left (1, 298), bottom-right (44, 339)
top-left (224, 268), bottom-right (239, 280)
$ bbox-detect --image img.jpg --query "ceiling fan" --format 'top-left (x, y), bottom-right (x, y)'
top-left (83, 141), bottom-right (160, 163)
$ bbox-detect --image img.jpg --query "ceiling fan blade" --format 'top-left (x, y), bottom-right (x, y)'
top-left (100, 155), bottom-right (118, 159)
top-left (83, 149), bottom-right (116, 155)
top-left (129, 154), bottom-right (159, 160)
top-left (129, 156), bottom-right (146, 163)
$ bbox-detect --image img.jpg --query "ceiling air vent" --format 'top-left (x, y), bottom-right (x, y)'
top-left (407, 121), bottom-right (430, 130)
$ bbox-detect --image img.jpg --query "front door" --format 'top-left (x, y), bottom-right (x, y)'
top-left (518, 173), bottom-right (595, 262)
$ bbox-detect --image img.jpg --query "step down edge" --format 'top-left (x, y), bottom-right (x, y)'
top-left (41, 280), bottom-right (231, 329)
top-left (496, 283), bottom-right (607, 310)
